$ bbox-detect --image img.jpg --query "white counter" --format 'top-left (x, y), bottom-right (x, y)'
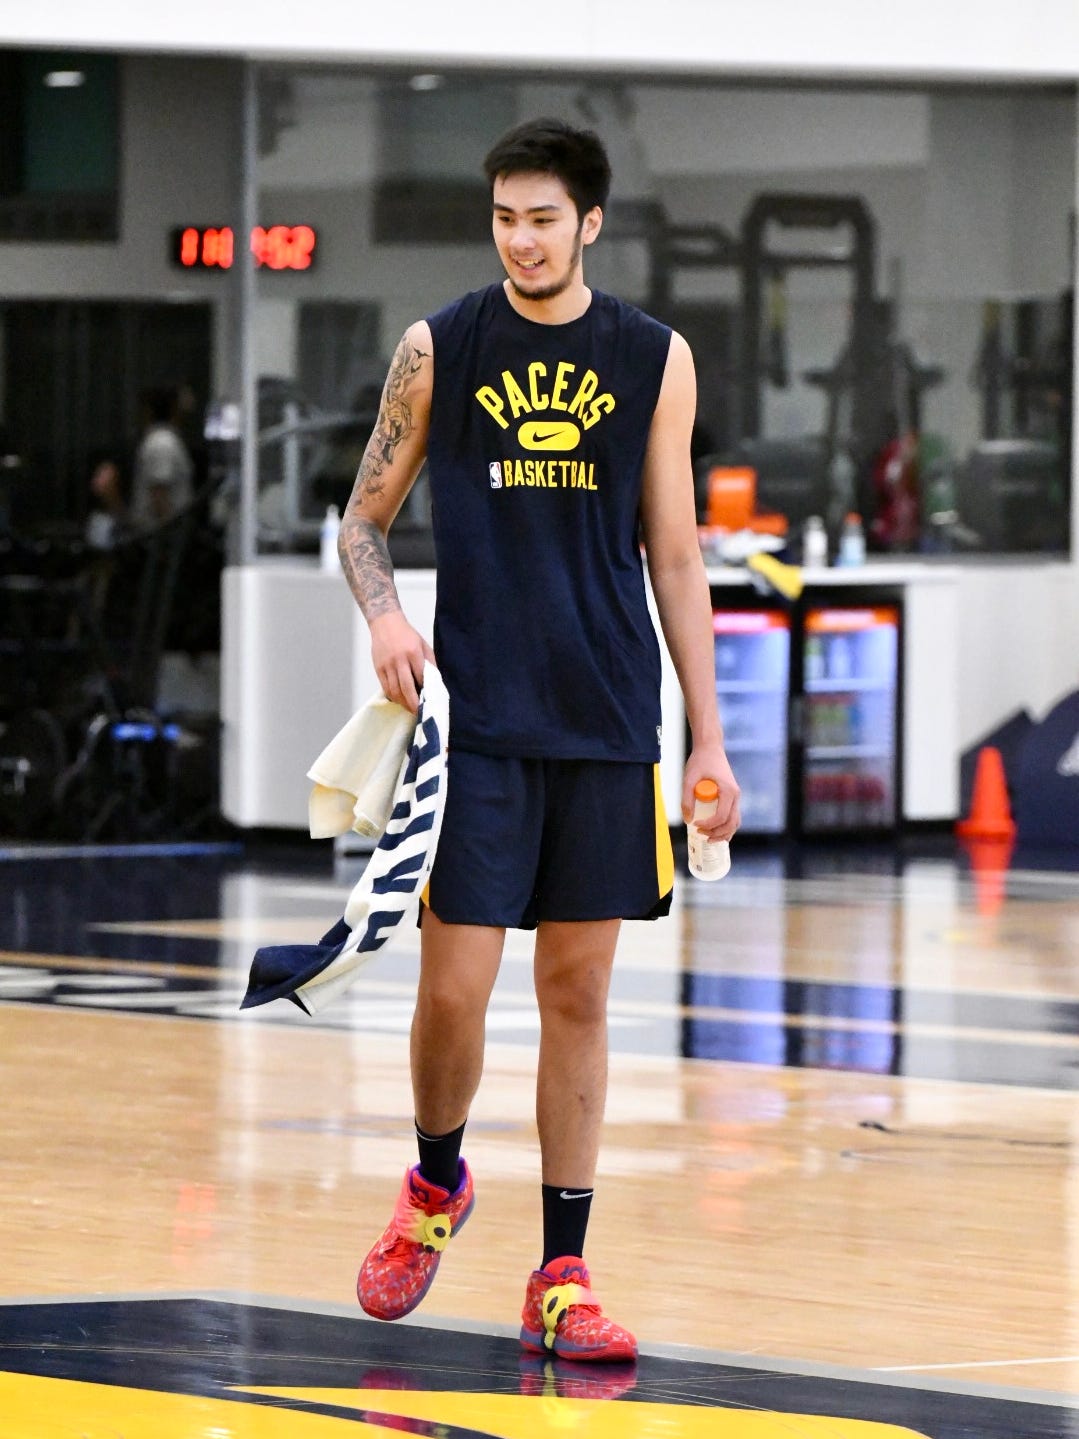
top-left (221, 563), bottom-right (436, 829)
top-left (221, 558), bottom-right (961, 830)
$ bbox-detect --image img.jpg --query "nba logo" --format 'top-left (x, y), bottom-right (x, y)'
top-left (488, 462), bottom-right (503, 489)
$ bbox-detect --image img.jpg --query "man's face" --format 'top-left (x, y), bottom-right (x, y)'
top-left (491, 171), bottom-right (602, 302)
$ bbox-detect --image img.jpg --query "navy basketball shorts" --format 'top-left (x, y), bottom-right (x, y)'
top-left (424, 751), bottom-right (675, 929)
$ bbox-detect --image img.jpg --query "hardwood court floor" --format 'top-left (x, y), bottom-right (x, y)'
top-left (3, 834), bottom-right (1079, 1437)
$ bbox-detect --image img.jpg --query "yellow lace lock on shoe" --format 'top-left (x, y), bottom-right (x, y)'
top-left (420, 1212), bottom-right (452, 1252)
top-left (541, 1282), bottom-right (589, 1350)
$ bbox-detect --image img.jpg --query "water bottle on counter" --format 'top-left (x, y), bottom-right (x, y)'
top-left (803, 515), bottom-right (828, 568)
top-left (687, 778), bottom-right (731, 881)
top-left (320, 504), bottom-right (341, 572)
top-left (837, 511), bottom-right (866, 566)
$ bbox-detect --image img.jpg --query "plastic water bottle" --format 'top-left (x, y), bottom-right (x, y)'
top-left (829, 635), bottom-right (852, 681)
top-left (837, 511), bottom-right (866, 566)
top-left (803, 515), bottom-right (828, 568)
top-left (320, 504), bottom-right (341, 572)
top-left (687, 778), bottom-right (731, 881)
top-left (805, 634), bottom-right (825, 683)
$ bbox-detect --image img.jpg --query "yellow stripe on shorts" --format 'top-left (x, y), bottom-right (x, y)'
top-left (653, 764), bottom-right (675, 897)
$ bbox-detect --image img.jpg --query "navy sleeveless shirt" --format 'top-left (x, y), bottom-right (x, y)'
top-left (425, 283), bottom-right (672, 762)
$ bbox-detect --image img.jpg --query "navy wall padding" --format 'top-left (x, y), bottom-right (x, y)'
top-left (1013, 690), bottom-right (1079, 847)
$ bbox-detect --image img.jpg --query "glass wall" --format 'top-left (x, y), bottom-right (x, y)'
top-left (248, 69), bottom-right (1077, 561)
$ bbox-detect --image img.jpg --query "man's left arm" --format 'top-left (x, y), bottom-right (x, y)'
top-left (639, 331), bottom-right (741, 841)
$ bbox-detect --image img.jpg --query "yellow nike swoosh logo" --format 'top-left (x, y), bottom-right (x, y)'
top-left (518, 420), bottom-right (580, 451)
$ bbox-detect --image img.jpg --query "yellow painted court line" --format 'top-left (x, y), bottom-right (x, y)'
top-left (244, 1386), bottom-right (930, 1437)
top-left (0, 1372), bottom-right (933, 1438)
top-left (0, 1372), bottom-right (390, 1437)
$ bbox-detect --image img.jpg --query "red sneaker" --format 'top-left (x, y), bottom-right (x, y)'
top-left (519, 1255), bottom-right (637, 1362)
top-left (357, 1161), bottom-right (474, 1321)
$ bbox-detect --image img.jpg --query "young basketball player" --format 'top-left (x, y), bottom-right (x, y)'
top-left (337, 117), bottom-right (740, 1362)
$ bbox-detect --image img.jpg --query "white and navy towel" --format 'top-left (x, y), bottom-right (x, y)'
top-left (242, 665), bottom-right (449, 1015)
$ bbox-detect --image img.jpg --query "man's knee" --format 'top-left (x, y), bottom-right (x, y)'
top-left (536, 965), bottom-right (610, 1028)
top-left (417, 972), bottom-right (486, 1024)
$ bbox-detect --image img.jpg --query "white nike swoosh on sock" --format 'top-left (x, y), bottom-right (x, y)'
top-left (559, 1190), bottom-right (594, 1200)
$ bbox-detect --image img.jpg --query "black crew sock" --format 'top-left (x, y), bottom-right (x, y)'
top-left (541, 1183), bottom-right (594, 1268)
top-left (415, 1119), bottom-right (466, 1194)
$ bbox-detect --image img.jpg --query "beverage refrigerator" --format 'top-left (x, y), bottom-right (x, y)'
top-left (800, 598), bottom-right (901, 834)
top-left (706, 587), bottom-right (903, 836)
top-left (712, 607), bottom-right (791, 834)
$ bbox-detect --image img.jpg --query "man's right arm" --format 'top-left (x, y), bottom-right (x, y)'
top-left (339, 321), bottom-right (434, 712)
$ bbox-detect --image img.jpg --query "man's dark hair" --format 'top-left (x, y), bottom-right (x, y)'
top-left (483, 117), bottom-right (612, 218)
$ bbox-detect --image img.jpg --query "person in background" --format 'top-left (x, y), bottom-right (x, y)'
top-left (130, 387), bottom-right (194, 529)
top-left (337, 117), bottom-right (740, 1363)
top-left (78, 452), bottom-right (130, 627)
top-left (85, 455), bottom-right (128, 551)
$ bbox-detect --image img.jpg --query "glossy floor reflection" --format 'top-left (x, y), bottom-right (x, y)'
top-left (4, 835), bottom-right (1079, 1436)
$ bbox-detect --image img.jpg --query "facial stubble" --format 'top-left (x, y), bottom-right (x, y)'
top-left (505, 225), bottom-right (584, 303)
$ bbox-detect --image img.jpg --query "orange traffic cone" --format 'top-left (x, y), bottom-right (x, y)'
top-left (956, 745), bottom-right (1016, 840)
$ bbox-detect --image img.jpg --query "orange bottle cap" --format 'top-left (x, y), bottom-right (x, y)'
top-left (694, 779), bottom-right (720, 802)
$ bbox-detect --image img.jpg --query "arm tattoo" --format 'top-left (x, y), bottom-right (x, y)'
top-left (341, 334), bottom-right (429, 622)
top-left (341, 516), bottom-right (399, 622)
top-left (351, 334), bottom-right (429, 505)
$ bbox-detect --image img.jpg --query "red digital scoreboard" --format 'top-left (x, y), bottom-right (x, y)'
top-left (171, 225), bottom-right (317, 272)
